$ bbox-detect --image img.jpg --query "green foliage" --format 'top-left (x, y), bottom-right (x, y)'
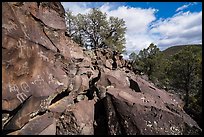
top-left (185, 84), bottom-right (202, 128)
top-left (104, 16), bottom-right (126, 53)
top-left (129, 52), bottom-right (143, 72)
top-left (167, 46), bottom-right (201, 107)
top-left (166, 46), bottom-right (202, 128)
top-left (129, 52), bottom-right (137, 61)
top-left (65, 8), bottom-right (127, 53)
top-left (65, 9), bottom-right (77, 37)
top-left (132, 43), bottom-right (162, 78)
top-left (162, 44), bottom-right (202, 59)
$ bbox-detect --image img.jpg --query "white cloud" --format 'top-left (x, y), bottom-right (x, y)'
top-left (176, 2), bottom-right (197, 12)
top-left (61, 2), bottom-right (121, 15)
top-left (61, 2), bottom-right (202, 58)
top-left (98, 4), bottom-right (159, 56)
top-left (61, 2), bottom-right (92, 15)
top-left (176, 4), bottom-right (190, 12)
top-left (105, 6), bottom-right (163, 58)
top-left (150, 11), bottom-right (202, 50)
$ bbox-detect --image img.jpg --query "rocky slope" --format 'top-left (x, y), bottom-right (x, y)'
top-left (2, 2), bottom-right (202, 135)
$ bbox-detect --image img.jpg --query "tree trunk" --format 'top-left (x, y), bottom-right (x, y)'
top-left (185, 86), bottom-right (189, 108)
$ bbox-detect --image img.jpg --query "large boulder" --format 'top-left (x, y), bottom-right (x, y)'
top-left (2, 2), bottom-right (72, 133)
top-left (2, 2), bottom-right (202, 135)
top-left (56, 99), bottom-right (95, 135)
top-left (103, 77), bottom-right (201, 135)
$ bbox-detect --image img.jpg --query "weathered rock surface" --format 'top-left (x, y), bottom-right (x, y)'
top-left (56, 99), bottom-right (95, 135)
top-left (2, 2), bottom-right (202, 135)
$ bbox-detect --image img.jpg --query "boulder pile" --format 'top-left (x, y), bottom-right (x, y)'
top-left (2, 2), bottom-right (202, 135)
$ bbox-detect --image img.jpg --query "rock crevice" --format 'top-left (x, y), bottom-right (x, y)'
top-left (2, 2), bottom-right (202, 135)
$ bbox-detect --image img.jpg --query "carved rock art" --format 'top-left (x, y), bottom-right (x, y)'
top-left (2, 2), bottom-right (201, 135)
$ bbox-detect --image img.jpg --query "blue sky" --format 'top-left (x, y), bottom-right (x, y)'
top-left (61, 2), bottom-right (202, 58)
top-left (125, 2), bottom-right (202, 18)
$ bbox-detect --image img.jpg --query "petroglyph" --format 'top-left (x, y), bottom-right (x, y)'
top-left (38, 51), bottom-right (49, 62)
top-left (9, 84), bottom-right (20, 93)
top-left (8, 83), bottom-right (29, 103)
top-left (48, 73), bottom-right (56, 84)
top-left (21, 82), bottom-right (30, 92)
top-left (16, 92), bottom-right (28, 103)
top-left (17, 38), bottom-right (25, 58)
top-left (17, 38), bottom-right (30, 58)
top-left (31, 75), bottom-right (44, 85)
top-left (2, 20), bottom-right (18, 33)
top-left (21, 62), bottom-right (29, 71)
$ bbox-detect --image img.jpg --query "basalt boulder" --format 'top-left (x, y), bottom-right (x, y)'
top-left (2, 2), bottom-right (73, 133)
top-left (2, 2), bottom-right (202, 135)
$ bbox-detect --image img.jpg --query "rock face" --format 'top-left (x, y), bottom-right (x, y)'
top-left (2, 2), bottom-right (202, 135)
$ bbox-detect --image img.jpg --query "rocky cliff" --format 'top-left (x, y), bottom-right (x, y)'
top-left (2, 2), bottom-right (202, 135)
